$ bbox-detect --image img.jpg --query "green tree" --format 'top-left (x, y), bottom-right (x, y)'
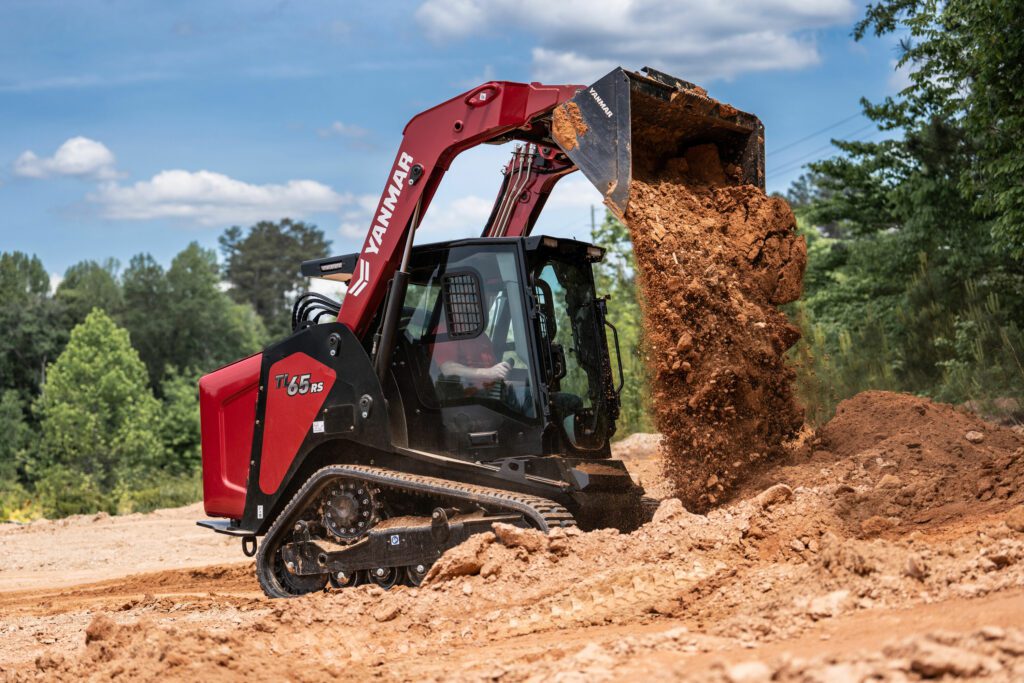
top-left (0, 389), bottom-right (36, 520)
top-left (162, 242), bottom-right (267, 382)
top-left (34, 309), bottom-right (165, 515)
top-left (0, 252), bottom-right (67, 401)
top-left (0, 390), bottom-right (29, 484)
top-left (55, 259), bottom-right (122, 327)
top-left (158, 367), bottom-right (202, 475)
top-left (788, 0), bottom-right (1024, 419)
top-left (120, 253), bottom-right (172, 385)
top-left (856, 0), bottom-right (1024, 258)
top-left (219, 219), bottom-right (330, 337)
top-left (0, 252), bottom-right (49, 299)
top-left (118, 245), bottom-right (267, 389)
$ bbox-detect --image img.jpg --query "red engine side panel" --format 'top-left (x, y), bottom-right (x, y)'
top-left (259, 352), bottom-right (337, 495)
top-left (199, 354), bottom-right (261, 518)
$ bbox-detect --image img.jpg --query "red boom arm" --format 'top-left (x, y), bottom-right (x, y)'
top-left (336, 80), bottom-right (582, 339)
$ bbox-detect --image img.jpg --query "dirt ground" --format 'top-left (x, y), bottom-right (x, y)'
top-left (2, 392), bottom-right (1023, 682)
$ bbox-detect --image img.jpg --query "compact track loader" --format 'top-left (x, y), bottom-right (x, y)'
top-left (197, 67), bottom-right (764, 597)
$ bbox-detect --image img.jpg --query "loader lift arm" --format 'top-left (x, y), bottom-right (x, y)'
top-left (337, 80), bottom-right (584, 341)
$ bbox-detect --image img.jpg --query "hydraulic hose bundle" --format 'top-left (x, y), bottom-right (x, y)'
top-left (291, 292), bottom-right (342, 331)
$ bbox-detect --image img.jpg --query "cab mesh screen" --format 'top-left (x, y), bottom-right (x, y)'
top-left (443, 271), bottom-right (484, 338)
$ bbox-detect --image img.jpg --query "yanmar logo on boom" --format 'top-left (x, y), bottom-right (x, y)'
top-left (349, 151), bottom-right (414, 297)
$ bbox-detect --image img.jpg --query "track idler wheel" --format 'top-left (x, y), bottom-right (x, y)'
top-left (369, 566), bottom-right (401, 589)
top-left (329, 569), bottom-right (367, 588)
top-left (404, 563), bottom-right (430, 587)
top-left (256, 539), bottom-right (329, 599)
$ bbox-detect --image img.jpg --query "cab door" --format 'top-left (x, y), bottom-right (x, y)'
top-left (393, 242), bottom-right (545, 460)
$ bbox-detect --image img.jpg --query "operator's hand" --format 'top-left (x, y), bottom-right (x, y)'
top-left (477, 361), bottom-right (511, 382)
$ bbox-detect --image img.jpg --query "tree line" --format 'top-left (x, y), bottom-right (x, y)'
top-left (784, 0), bottom-right (1024, 423)
top-left (0, 220), bottom-right (329, 519)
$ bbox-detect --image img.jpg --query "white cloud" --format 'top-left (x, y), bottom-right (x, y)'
top-left (544, 176), bottom-right (602, 210)
top-left (317, 120), bottom-right (370, 139)
top-left (0, 72), bottom-right (171, 93)
top-left (455, 64), bottom-right (497, 89)
top-left (416, 0), bottom-right (857, 83)
top-left (339, 194), bottom-right (382, 238)
top-left (14, 137), bottom-right (118, 180)
top-left (338, 193), bottom-right (495, 246)
top-left (48, 272), bottom-right (64, 295)
top-left (417, 194), bottom-right (494, 240)
top-left (91, 170), bottom-right (350, 226)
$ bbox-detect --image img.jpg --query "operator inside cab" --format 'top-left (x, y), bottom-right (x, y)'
top-left (428, 258), bottom-right (523, 399)
top-left (431, 330), bottom-right (511, 387)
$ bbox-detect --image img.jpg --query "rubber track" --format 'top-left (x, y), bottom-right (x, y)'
top-left (256, 464), bottom-right (575, 597)
top-left (334, 464), bottom-right (577, 531)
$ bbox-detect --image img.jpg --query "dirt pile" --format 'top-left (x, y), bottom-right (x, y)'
top-left (736, 391), bottom-right (1024, 537)
top-left (624, 143), bottom-right (806, 510)
top-left (20, 491), bottom-right (1024, 681)
top-left (551, 102), bottom-right (587, 151)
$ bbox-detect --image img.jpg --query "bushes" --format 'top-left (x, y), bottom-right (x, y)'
top-left (9, 468), bottom-right (202, 519)
top-left (787, 227), bottom-right (1024, 425)
top-left (117, 471), bottom-right (203, 514)
top-left (33, 467), bottom-right (113, 517)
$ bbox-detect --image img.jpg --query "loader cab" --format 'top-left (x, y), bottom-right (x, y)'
top-left (391, 236), bottom-right (620, 462)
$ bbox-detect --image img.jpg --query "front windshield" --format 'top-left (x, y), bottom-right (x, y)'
top-left (530, 254), bottom-right (609, 449)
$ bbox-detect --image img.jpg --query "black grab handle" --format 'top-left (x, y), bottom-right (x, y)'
top-left (604, 319), bottom-right (625, 395)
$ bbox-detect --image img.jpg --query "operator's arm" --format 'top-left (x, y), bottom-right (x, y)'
top-left (440, 361), bottom-right (510, 383)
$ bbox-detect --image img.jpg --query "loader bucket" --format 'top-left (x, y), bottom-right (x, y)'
top-left (551, 67), bottom-right (765, 217)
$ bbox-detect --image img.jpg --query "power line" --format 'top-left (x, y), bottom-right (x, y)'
top-left (767, 112), bottom-right (864, 156)
top-left (773, 121), bottom-right (876, 167)
top-left (770, 124), bottom-right (884, 176)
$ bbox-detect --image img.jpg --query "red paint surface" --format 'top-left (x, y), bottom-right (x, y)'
top-left (259, 352), bottom-right (337, 495)
top-left (199, 354), bottom-right (261, 518)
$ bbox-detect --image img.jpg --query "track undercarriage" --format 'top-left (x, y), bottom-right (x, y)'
top-left (255, 465), bottom-right (576, 598)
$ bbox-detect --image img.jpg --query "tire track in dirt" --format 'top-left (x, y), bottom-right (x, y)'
top-left (0, 563), bottom-right (256, 616)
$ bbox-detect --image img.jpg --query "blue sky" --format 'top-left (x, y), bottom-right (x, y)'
top-left (0, 1), bottom-right (908, 282)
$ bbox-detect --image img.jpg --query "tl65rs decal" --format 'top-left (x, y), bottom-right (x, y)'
top-left (274, 373), bottom-right (325, 396)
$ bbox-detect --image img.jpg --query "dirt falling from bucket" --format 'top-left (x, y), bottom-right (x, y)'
top-left (623, 143), bottom-right (807, 511)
